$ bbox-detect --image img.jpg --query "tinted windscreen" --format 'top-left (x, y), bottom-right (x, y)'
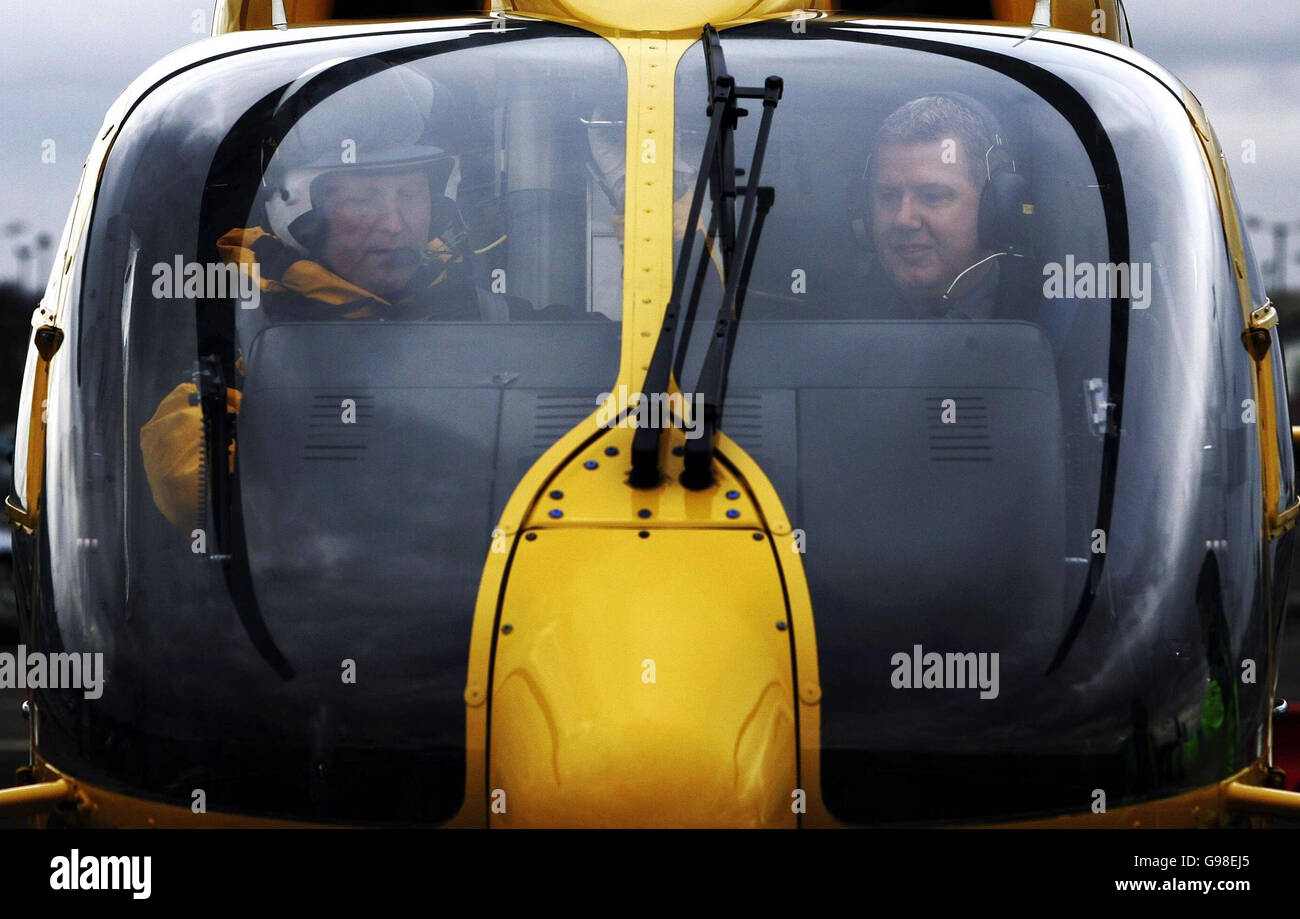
top-left (44, 20), bottom-right (626, 823)
top-left (674, 23), bottom-right (1264, 822)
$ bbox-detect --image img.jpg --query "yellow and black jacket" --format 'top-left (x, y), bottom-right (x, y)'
top-left (139, 226), bottom-right (505, 529)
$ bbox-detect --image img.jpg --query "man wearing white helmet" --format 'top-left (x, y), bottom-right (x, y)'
top-left (141, 63), bottom-right (511, 529)
top-left (218, 62), bottom-right (509, 322)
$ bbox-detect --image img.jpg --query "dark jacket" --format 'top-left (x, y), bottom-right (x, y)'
top-left (855, 253), bottom-right (1041, 322)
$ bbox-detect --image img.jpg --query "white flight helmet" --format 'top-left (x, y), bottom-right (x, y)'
top-left (262, 60), bottom-right (455, 256)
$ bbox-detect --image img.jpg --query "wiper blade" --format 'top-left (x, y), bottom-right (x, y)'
top-left (683, 114), bottom-right (778, 488)
top-left (630, 24), bottom-right (782, 489)
top-left (195, 340), bottom-right (295, 681)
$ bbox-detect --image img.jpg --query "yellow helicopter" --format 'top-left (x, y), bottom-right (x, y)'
top-left (3, 0), bottom-right (1299, 828)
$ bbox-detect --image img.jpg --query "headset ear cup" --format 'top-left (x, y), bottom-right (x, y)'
top-left (288, 208), bottom-right (328, 253)
top-left (978, 171), bottom-right (1033, 257)
top-left (429, 158), bottom-right (455, 199)
top-left (430, 195), bottom-right (469, 253)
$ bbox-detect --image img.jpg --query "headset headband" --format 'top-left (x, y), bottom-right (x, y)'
top-left (925, 91), bottom-right (1016, 179)
top-left (857, 92), bottom-right (1016, 188)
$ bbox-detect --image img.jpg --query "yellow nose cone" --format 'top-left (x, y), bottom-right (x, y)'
top-left (508, 0), bottom-right (821, 33)
top-left (488, 528), bottom-right (798, 827)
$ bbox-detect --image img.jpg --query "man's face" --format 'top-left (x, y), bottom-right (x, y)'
top-left (870, 140), bottom-right (987, 300)
top-left (315, 169), bottom-right (433, 296)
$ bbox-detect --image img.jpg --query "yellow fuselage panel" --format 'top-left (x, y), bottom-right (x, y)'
top-left (489, 528), bottom-right (797, 827)
top-left (509, 0), bottom-right (828, 33)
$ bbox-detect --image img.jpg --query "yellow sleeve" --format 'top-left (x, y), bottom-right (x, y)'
top-left (139, 382), bottom-right (242, 531)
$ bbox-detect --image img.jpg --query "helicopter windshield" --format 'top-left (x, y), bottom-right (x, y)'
top-left (33, 16), bottom-right (1283, 826)
top-left (45, 20), bottom-right (626, 823)
top-left (671, 21), bottom-right (1275, 822)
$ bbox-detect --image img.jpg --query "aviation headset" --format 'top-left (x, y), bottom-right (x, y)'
top-left (849, 91), bottom-right (1035, 258)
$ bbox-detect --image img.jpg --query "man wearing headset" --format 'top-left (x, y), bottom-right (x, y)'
top-left (861, 93), bottom-right (1036, 321)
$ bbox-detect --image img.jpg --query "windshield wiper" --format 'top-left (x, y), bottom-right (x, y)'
top-left (630, 24), bottom-right (782, 490)
top-left (195, 326), bottom-right (295, 681)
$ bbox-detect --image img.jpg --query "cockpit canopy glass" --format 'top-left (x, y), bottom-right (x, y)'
top-left (671, 21), bottom-right (1265, 822)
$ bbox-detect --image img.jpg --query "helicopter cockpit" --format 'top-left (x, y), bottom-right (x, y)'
top-left (23, 13), bottom-right (1292, 825)
top-left (664, 21), bottom-right (1285, 820)
top-left (52, 20), bottom-right (629, 822)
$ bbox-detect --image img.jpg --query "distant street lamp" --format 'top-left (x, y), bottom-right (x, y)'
top-left (13, 245), bottom-right (33, 291)
top-left (35, 232), bottom-right (53, 289)
top-left (2, 225), bottom-right (56, 289)
top-left (1246, 215), bottom-right (1300, 292)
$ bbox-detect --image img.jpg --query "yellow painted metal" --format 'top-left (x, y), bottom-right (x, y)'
top-left (453, 31), bottom-right (819, 828)
top-left (995, 765), bottom-right (1282, 829)
top-left (17, 736), bottom-right (1291, 828)
top-left (489, 527), bottom-right (797, 827)
top-left (20, 755), bottom-right (1289, 828)
top-left (6, 764), bottom-right (328, 827)
top-left (1180, 88), bottom-right (1290, 780)
top-left (1222, 780), bottom-right (1300, 819)
top-left (710, 428), bottom-right (828, 825)
top-left (3, 495), bottom-right (33, 531)
top-left (524, 426), bottom-right (758, 529)
top-left (7, 326), bottom-right (63, 531)
top-left (0, 780), bottom-right (73, 820)
top-left (214, 1), bottom-right (835, 35)
top-left (211, 0), bottom-right (1133, 43)
top-left (213, 0), bottom-right (418, 34)
top-left (1183, 97), bottom-right (1275, 519)
top-left (505, 0), bottom-right (833, 33)
top-left (452, 33), bottom-right (675, 826)
top-left (990, 0), bottom-right (1037, 23)
top-left (1275, 497), bottom-right (1300, 537)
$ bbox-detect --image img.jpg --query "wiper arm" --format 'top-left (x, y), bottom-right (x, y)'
top-left (195, 331), bottom-right (295, 680)
top-left (682, 94), bottom-right (779, 488)
top-left (630, 24), bottom-right (782, 489)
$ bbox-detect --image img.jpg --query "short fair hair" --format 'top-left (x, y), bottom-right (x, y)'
top-left (872, 95), bottom-right (996, 189)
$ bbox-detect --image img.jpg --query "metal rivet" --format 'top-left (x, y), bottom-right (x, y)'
top-left (776, 621), bottom-right (788, 631)
top-left (752, 533), bottom-right (764, 541)
top-left (605, 446), bottom-right (619, 456)
top-left (726, 490), bottom-right (740, 500)
top-left (525, 532), bottom-right (537, 541)
top-left (726, 509), bottom-right (740, 519)
top-left (501, 624), bottom-right (513, 634)
top-left (584, 460), bottom-right (599, 470)
top-left (638, 530), bottom-right (650, 539)
top-left (549, 490), bottom-right (564, 500)
top-left (549, 509), bottom-right (563, 519)
top-left (638, 509), bottom-right (651, 519)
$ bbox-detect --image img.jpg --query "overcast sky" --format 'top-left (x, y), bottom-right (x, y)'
top-left (1, 0), bottom-right (1297, 288)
